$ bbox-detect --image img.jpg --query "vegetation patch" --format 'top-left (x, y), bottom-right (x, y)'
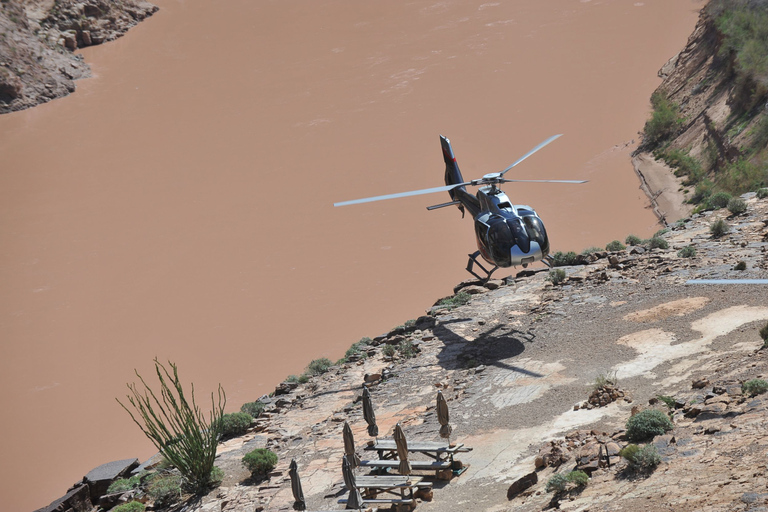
top-left (626, 409), bottom-right (674, 442)
top-left (243, 448), bottom-right (278, 479)
top-left (727, 197), bottom-right (747, 215)
top-left (240, 400), bottom-right (265, 419)
top-left (620, 443), bottom-right (662, 472)
top-left (742, 379), bottom-right (768, 396)
top-left (112, 502), bottom-right (145, 512)
top-left (436, 291), bottom-right (471, 309)
top-left (625, 234), bottom-right (643, 246)
top-left (547, 269), bottom-right (566, 285)
top-left (306, 358), bottom-right (333, 376)
top-left (677, 245), bottom-right (696, 258)
top-left (605, 240), bottom-right (626, 251)
top-left (218, 412), bottom-right (252, 440)
top-left (146, 473), bottom-right (182, 508)
top-left (545, 470), bottom-right (589, 493)
top-left (647, 237), bottom-right (669, 250)
top-left (710, 219), bottom-right (730, 238)
top-left (551, 251), bottom-right (578, 266)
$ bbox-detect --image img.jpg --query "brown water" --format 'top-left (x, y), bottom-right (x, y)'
top-left (0, 1), bottom-right (701, 509)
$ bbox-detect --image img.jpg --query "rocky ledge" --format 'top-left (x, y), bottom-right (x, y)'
top-left (0, 0), bottom-right (157, 114)
top-left (39, 195), bottom-right (768, 512)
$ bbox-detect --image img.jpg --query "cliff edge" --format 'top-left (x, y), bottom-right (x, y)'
top-left (0, 0), bottom-right (157, 114)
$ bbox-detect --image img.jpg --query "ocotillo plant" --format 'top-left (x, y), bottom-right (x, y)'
top-left (118, 359), bottom-right (226, 493)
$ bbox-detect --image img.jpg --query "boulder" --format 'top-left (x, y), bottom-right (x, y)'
top-left (507, 471), bottom-right (537, 500)
top-left (84, 458), bottom-right (139, 501)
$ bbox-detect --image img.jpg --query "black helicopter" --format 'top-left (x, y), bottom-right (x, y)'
top-left (334, 135), bottom-right (587, 281)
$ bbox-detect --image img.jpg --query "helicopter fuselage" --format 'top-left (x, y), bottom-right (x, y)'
top-left (452, 185), bottom-right (550, 268)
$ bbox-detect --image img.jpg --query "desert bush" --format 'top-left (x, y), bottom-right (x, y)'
top-left (677, 245), bottom-right (696, 258)
top-left (341, 339), bottom-right (370, 362)
top-left (240, 401), bottom-right (265, 419)
top-left (218, 412), bottom-right (252, 440)
top-left (644, 92), bottom-right (683, 146)
top-left (707, 191), bottom-right (733, 209)
top-left (112, 502), bottom-right (145, 512)
top-left (727, 197), bottom-right (747, 215)
top-left (547, 269), bottom-right (566, 285)
top-left (436, 291), bottom-right (471, 308)
top-left (545, 473), bottom-right (569, 493)
top-left (734, 260), bottom-right (747, 270)
top-left (398, 339), bottom-right (417, 359)
top-left (758, 188), bottom-right (768, 199)
top-left (760, 322), bottom-right (768, 345)
top-left (545, 471), bottom-right (588, 493)
top-left (625, 234), bottom-right (643, 246)
top-left (147, 473), bottom-right (182, 508)
top-left (626, 409), bottom-right (674, 442)
top-left (551, 251), bottom-right (578, 266)
top-left (605, 240), bottom-right (626, 251)
top-left (581, 246), bottom-right (602, 255)
top-left (382, 344), bottom-right (397, 357)
top-left (593, 370), bottom-right (617, 390)
top-left (710, 219), bottom-right (730, 238)
top-left (620, 444), bottom-right (661, 471)
top-left (117, 359), bottom-right (225, 493)
top-left (742, 379), bottom-right (768, 396)
top-left (659, 148), bottom-right (703, 185)
top-left (306, 358), bottom-right (333, 376)
top-left (657, 395), bottom-right (676, 410)
top-left (242, 448), bottom-right (278, 478)
top-left (648, 237), bottom-right (669, 250)
top-left (107, 474), bottom-right (142, 494)
top-left (654, 228), bottom-right (669, 237)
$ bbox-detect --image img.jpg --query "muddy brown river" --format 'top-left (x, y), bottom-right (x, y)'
top-left (0, 1), bottom-right (702, 509)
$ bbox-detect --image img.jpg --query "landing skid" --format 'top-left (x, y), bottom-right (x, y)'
top-left (542, 254), bottom-right (554, 268)
top-left (466, 251), bottom-right (498, 282)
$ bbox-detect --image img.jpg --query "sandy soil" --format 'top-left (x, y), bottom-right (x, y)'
top-left (632, 153), bottom-right (694, 225)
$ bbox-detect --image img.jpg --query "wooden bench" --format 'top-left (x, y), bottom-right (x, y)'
top-left (359, 459), bottom-right (452, 471)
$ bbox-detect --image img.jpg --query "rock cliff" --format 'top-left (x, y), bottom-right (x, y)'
top-left (0, 0), bottom-right (157, 113)
top-left (633, 1), bottom-right (768, 225)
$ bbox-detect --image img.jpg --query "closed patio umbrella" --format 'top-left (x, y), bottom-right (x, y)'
top-left (342, 455), bottom-right (364, 509)
top-left (436, 390), bottom-right (452, 439)
top-left (343, 422), bottom-right (360, 468)
top-left (288, 459), bottom-right (307, 511)
top-left (393, 423), bottom-right (412, 476)
top-left (362, 387), bottom-right (378, 438)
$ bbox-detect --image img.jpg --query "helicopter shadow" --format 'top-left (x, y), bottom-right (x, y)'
top-left (432, 318), bottom-right (543, 377)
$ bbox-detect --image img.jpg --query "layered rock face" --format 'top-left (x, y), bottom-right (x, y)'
top-left (0, 0), bottom-right (157, 113)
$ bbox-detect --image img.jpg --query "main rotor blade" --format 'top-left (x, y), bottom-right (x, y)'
top-left (499, 134), bottom-right (562, 176)
top-left (334, 182), bottom-right (471, 207)
top-left (501, 179), bottom-right (588, 184)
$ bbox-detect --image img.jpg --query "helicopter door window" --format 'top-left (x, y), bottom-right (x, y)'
top-left (497, 201), bottom-right (512, 210)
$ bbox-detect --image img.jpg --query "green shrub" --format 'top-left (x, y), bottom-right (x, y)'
top-left (727, 197), bottom-right (748, 215)
top-left (209, 466), bottom-right (223, 486)
top-left (626, 409), bottom-right (674, 442)
top-left (342, 339), bottom-right (370, 362)
top-left (147, 473), bottom-right (182, 508)
top-left (436, 291), bottom-right (471, 308)
top-left (581, 246), bottom-right (602, 255)
top-left (742, 379), bottom-right (768, 396)
top-left (644, 92), bottom-right (683, 146)
top-left (621, 444), bottom-right (661, 471)
top-left (593, 370), bottom-right (617, 391)
top-left (242, 448), bottom-right (278, 478)
top-left (551, 251), bottom-right (578, 266)
top-left (298, 373), bottom-right (310, 384)
top-left (545, 473), bottom-right (568, 493)
top-left (656, 395), bottom-right (676, 410)
top-left (218, 412), bottom-right (252, 440)
top-left (710, 219), bottom-right (730, 238)
top-left (398, 339), bottom-right (417, 359)
top-left (758, 188), bottom-right (768, 199)
top-left (659, 148), bottom-right (703, 185)
top-left (382, 344), bottom-right (396, 357)
top-left (605, 240), bottom-right (626, 252)
top-left (107, 474), bottom-right (142, 494)
top-left (240, 401), bottom-right (265, 419)
top-left (112, 502), bottom-right (145, 512)
top-left (653, 228), bottom-right (669, 238)
top-left (567, 470), bottom-right (589, 486)
top-left (760, 322), bottom-right (768, 344)
top-left (546, 269), bottom-right (566, 285)
top-left (625, 234), bottom-right (643, 246)
top-left (677, 245), bottom-right (696, 258)
top-left (545, 471), bottom-right (588, 493)
top-left (118, 360), bottom-right (225, 493)
top-left (306, 358), bottom-right (333, 376)
top-left (707, 191), bottom-right (733, 209)
top-left (648, 237), bottom-right (669, 250)
top-left (734, 260), bottom-right (747, 270)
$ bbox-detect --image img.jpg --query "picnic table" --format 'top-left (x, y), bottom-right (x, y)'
top-left (364, 440), bottom-right (471, 463)
top-left (338, 474), bottom-right (431, 509)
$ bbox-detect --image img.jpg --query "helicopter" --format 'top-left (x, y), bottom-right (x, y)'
top-left (334, 134), bottom-right (587, 281)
